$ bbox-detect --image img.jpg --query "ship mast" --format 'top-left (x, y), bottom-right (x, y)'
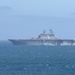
top-left (43, 30), bottom-right (46, 34)
top-left (49, 29), bottom-right (55, 37)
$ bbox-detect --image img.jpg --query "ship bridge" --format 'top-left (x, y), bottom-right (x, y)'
top-left (38, 29), bottom-right (58, 40)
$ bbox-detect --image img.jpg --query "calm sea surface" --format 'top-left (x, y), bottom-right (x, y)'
top-left (0, 41), bottom-right (75, 75)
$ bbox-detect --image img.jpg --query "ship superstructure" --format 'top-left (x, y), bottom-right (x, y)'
top-left (8, 29), bottom-right (75, 46)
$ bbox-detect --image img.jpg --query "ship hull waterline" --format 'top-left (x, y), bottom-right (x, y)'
top-left (8, 39), bottom-right (75, 46)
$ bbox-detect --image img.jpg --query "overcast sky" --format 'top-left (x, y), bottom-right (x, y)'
top-left (0, 0), bottom-right (75, 40)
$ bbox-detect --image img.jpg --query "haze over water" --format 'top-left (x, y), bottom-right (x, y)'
top-left (0, 0), bottom-right (75, 40)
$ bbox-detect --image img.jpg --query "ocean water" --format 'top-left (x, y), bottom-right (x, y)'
top-left (0, 41), bottom-right (75, 75)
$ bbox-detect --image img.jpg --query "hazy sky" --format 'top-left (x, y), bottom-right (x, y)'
top-left (0, 0), bottom-right (75, 40)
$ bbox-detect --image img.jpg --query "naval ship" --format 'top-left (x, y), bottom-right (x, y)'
top-left (8, 29), bottom-right (75, 46)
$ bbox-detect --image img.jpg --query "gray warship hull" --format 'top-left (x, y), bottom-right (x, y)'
top-left (8, 39), bottom-right (75, 46)
top-left (8, 29), bottom-right (75, 46)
